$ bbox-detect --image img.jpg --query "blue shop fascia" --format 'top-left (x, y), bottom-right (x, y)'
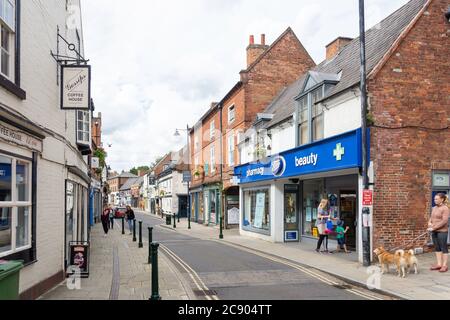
top-left (234, 128), bottom-right (369, 252)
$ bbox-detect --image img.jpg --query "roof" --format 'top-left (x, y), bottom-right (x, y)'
top-left (256, 0), bottom-right (428, 129)
top-left (131, 176), bottom-right (144, 187)
top-left (120, 177), bottom-right (139, 191)
top-left (108, 172), bottom-right (138, 180)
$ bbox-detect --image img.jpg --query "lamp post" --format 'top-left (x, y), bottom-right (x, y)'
top-left (174, 125), bottom-right (192, 230)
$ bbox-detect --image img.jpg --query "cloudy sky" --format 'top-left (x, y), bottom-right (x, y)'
top-left (81, 0), bottom-right (408, 172)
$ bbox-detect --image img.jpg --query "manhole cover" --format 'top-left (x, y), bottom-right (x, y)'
top-left (193, 290), bottom-right (217, 296)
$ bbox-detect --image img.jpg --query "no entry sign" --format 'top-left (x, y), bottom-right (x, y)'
top-left (363, 190), bottom-right (373, 206)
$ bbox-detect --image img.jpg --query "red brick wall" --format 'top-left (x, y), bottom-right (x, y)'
top-left (369, 0), bottom-right (450, 249)
top-left (243, 29), bottom-right (315, 123)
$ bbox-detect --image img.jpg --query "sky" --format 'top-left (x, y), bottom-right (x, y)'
top-left (81, 0), bottom-right (409, 172)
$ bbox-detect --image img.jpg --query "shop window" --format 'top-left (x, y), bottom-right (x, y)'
top-left (302, 179), bottom-right (324, 238)
top-left (243, 188), bottom-right (270, 234)
top-left (0, 153), bottom-right (32, 258)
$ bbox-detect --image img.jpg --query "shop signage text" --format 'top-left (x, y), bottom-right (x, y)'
top-left (0, 122), bottom-right (43, 152)
top-left (61, 65), bottom-right (91, 110)
top-left (363, 190), bottom-right (373, 206)
top-left (235, 128), bottom-right (368, 184)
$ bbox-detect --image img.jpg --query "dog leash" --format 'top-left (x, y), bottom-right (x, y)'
top-left (387, 231), bottom-right (430, 253)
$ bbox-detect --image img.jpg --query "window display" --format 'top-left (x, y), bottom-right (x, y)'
top-left (243, 188), bottom-right (270, 233)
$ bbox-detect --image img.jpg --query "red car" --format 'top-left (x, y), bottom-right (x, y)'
top-left (114, 207), bottom-right (127, 218)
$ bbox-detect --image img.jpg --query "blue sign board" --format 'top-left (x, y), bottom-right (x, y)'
top-left (285, 231), bottom-right (298, 241)
top-left (234, 129), bottom-right (367, 184)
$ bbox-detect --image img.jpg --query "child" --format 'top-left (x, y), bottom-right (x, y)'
top-left (336, 220), bottom-right (350, 253)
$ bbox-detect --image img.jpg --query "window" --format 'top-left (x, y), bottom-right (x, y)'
top-left (210, 121), bottom-right (215, 141)
top-left (228, 133), bottom-right (235, 166)
top-left (0, 0), bottom-right (15, 79)
top-left (210, 146), bottom-right (215, 174)
top-left (228, 105), bottom-right (235, 124)
top-left (77, 110), bottom-right (90, 145)
top-left (194, 135), bottom-right (199, 152)
top-left (311, 88), bottom-right (324, 142)
top-left (243, 188), bottom-right (270, 233)
top-left (298, 96), bottom-right (309, 146)
top-left (0, 154), bottom-right (32, 258)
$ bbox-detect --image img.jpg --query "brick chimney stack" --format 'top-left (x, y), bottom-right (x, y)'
top-left (247, 34), bottom-right (269, 67)
top-left (326, 37), bottom-right (353, 60)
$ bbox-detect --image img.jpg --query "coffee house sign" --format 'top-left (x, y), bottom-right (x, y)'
top-left (61, 65), bottom-right (91, 110)
top-left (0, 122), bottom-right (43, 152)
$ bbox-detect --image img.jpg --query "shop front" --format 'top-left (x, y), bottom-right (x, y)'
top-left (190, 187), bottom-right (204, 223)
top-left (234, 129), bottom-right (367, 258)
top-left (203, 185), bottom-right (221, 226)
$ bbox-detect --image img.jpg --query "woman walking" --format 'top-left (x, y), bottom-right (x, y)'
top-left (101, 206), bottom-right (110, 237)
top-left (428, 193), bottom-right (449, 273)
top-left (125, 205), bottom-right (135, 235)
top-left (316, 199), bottom-right (331, 253)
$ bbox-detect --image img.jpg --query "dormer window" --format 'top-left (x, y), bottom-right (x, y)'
top-left (295, 71), bottom-right (339, 146)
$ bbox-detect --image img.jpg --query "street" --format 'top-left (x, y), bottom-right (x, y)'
top-left (134, 211), bottom-right (390, 300)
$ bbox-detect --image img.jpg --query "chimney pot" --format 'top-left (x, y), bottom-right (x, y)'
top-left (326, 37), bottom-right (353, 60)
top-left (261, 34), bottom-right (266, 46)
top-left (249, 35), bottom-right (255, 45)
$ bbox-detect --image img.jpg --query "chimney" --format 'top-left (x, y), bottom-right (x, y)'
top-left (247, 33), bottom-right (269, 67)
top-left (326, 37), bottom-right (353, 60)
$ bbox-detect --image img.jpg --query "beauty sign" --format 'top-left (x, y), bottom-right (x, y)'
top-left (61, 65), bottom-right (91, 110)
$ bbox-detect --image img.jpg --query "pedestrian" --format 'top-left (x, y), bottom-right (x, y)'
top-left (101, 206), bottom-right (110, 237)
top-left (125, 205), bottom-right (135, 235)
top-left (316, 199), bottom-right (331, 253)
top-left (108, 205), bottom-right (115, 229)
top-left (428, 193), bottom-right (449, 273)
top-left (335, 220), bottom-right (350, 253)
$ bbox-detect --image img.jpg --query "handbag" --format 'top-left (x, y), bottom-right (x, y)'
top-left (317, 223), bottom-right (326, 235)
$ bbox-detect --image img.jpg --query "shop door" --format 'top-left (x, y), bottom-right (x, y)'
top-left (284, 185), bottom-right (299, 242)
top-left (340, 191), bottom-right (357, 249)
top-left (178, 196), bottom-right (188, 218)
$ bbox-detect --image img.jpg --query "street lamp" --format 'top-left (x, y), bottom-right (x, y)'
top-left (174, 125), bottom-right (191, 230)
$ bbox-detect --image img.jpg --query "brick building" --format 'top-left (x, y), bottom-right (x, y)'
top-left (108, 172), bottom-right (138, 205)
top-left (189, 28), bottom-right (316, 227)
top-left (233, 0), bottom-right (449, 263)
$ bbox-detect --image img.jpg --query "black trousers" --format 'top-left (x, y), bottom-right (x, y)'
top-left (102, 220), bottom-right (109, 234)
top-left (316, 235), bottom-right (329, 251)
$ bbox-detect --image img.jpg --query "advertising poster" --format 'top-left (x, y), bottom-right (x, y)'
top-left (69, 242), bottom-right (90, 277)
top-left (306, 207), bottom-right (312, 222)
top-left (254, 192), bottom-right (265, 229)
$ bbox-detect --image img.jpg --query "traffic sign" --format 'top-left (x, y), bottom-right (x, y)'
top-left (363, 189), bottom-right (373, 206)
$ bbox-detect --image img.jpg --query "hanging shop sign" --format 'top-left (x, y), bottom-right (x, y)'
top-left (61, 65), bottom-right (91, 110)
top-left (234, 128), bottom-right (368, 184)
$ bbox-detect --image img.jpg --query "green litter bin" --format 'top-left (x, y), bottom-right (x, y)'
top-left (0, 261), bottom-right (23, 300)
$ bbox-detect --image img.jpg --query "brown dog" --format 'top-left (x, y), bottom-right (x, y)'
top-left (402, 249), bottom-right (419, 274)
top-left (373, 247), bottom-right (407, 278)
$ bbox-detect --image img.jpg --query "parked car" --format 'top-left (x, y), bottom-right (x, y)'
top-left (114, 207), bottom-right (127, 218)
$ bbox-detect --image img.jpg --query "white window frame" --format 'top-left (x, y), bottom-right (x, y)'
top-left (210, 146), bottom-right (215, 174)
top-left (0, 154), bottom-right (33, 258)
top-left (76, 110), bottom-right (91, 145)
top-left (228, 133), bottom-right (235, 166)
top-left (0, 0), bottom-right (16, 31)
top-left (228, 105), bottom-right (235, 124)
top-left (210, 121), bottom-right (215, 141)
top-left (0, 22), bottom-right (14, 80)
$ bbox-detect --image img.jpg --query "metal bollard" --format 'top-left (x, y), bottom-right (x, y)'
top-left (148, 227), bottom-right (153, 264)
top-left (133, 219), bottom-right (137, 242)
top-left (173, 214), bottom-right (176, 229)
top-left (178, 212), bottom-right (180, 223)
top-left (149, 243), bottom-right (161, 300)
top-left (138, 221), bottom-right (143, 248)
top-left (121, 217), bottom-right (125, 235)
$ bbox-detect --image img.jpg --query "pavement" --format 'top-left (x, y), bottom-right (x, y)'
top-left (152, 213), bottom-right (450, 300)
top-left (38, 220), bottom-right (196, 300)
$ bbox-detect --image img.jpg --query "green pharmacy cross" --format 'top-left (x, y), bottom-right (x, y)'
top-left (333, 143), bottom-right (345, 161)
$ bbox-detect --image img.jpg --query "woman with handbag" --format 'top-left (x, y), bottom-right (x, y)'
top-left (316, 199), bottom-right (332, 253)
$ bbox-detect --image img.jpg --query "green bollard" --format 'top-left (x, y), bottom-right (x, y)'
top-left (150, 243), bottom-right (161, 300)
top-left (138, 221), bottom-right (143, 248)
top-left (173, 214), bottom-right (176, 229)
top-left (133, 219), bottom-right (137, 242)
top-left (148, 227), bottom-right (153, 264)
top-left (121, 217), bottom-right (125, 235)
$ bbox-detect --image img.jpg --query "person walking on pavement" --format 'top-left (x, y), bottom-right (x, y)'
top-left (125, 205), bottom-right (135, 235)
top-left (316, 199), bottom-right (332, 253)
top-left (428, 193), bottom-right (449, 273)
top-left (101, 206), bottom-right (110, 237)
top-left (108, 205), bottom-right (115, 229)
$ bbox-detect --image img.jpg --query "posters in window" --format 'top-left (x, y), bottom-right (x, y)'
top-left (254, 192), bottom-right (265, 229)
top-left (61, 65), bottom-right (91, 110)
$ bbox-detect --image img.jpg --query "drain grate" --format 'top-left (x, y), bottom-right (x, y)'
top-left (332, 284), bottom-right (353, 290)
top-left (193, 289), bottom-right (217, 296)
